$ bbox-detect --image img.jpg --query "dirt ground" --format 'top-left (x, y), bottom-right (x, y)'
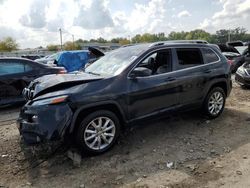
top-left (0, 78), bottom-right (249, 188)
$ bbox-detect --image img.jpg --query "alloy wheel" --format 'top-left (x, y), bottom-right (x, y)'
top-left (84, 117), bottom-right (116, 151)
top-left (208, 91), bottom-right (224, 116)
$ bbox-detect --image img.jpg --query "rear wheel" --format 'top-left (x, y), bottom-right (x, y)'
top-left (203, 87), bottom-right (226, 119)
top-left (76, 110), bottom-right (120, 155)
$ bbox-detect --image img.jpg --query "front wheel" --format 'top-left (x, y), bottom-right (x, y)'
top-left (76, 110), bottom-right (120, 155)
top-left (203, 87), bottom-right (226, 119)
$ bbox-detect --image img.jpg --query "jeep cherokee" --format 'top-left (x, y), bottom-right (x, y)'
top-left (18, 42), bottom-right (232, 154)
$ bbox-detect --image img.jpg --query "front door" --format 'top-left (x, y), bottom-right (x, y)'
top-left (127, 49), bottom-right (179, 121)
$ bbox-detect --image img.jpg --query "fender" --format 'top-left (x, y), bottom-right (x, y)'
top-left (202, 78), bottom-right (229, 101)
top-left (69, 100), bottom-right (127, 133)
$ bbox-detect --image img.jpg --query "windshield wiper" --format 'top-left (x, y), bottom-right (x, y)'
top-left (86, 71), bottom-right (101, 76)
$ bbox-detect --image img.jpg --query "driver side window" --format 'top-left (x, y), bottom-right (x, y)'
top-left (135, 49), bottom-right (172, 76)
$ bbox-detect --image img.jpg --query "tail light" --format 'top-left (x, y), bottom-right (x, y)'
top-left (58, 69), bottom-right (67, 74)
top-left (227, 60), bottom-right (233, 66)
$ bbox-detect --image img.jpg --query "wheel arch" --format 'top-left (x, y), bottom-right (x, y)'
top-left (204, 79), bottom-right (229, 101)
top-left (69, 101), bottom-right (127, 134)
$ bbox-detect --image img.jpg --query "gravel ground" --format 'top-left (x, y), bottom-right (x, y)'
top-left (0, 79), bottom-right (249, 188)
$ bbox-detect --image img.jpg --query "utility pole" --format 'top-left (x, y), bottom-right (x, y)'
top-left (228, 29), bottom-right (231, 42)
top-left (72, 34), bottom-right (75, 50)
top-left (59, 28), bottom-right (63, 51)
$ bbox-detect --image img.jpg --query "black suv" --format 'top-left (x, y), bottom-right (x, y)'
top-left (18, 42), bottom-right (232, 154)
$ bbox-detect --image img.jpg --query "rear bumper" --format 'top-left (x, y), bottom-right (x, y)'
top-left (235, 73), bottom-right (250, 86)
top-left (17, 102), bottom-right (73, 144)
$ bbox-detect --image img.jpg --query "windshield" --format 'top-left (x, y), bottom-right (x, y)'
top-left (85, 44), bottom-right (148, 76)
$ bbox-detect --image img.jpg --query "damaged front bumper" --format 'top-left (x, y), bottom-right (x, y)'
top-left (17, 102), bottom-right (73, 144)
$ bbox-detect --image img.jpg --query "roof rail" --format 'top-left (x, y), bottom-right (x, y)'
top-left (149, 40), bottom-right (209, 47)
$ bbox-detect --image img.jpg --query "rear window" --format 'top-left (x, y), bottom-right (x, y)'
top-left (176, 48), bottom-right (203, 68)
top-left (202, 48), bottom-right (219, 63)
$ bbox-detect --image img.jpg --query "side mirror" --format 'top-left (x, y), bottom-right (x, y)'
top-left (129, 67), bottom-right (152, 79)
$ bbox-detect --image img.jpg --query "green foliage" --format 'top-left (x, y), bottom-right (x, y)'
top-left (47, 44), bottom-right (59, 51)
top-left (119, 38), bottom-right (130, 45)
top-left (168, 31), bottom-right (188, 40)
top-left (46, 27), bottom-right (250, 49)
top-left (0, 37), bottom-right (18, 51)
top-left (63, 41), bottom-right (81, 51)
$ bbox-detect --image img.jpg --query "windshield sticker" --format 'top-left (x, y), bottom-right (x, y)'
top-left (130, 56), bottom-right (137, 61)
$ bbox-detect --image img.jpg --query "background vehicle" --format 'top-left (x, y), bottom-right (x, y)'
top-left (35, 53), bottom-right (59, 64)
top-left (218, 44), bottom-right (245, 73)
top-left (19, 42), bottom-right (231, 154)
top-left (35, 47), bottom-right (104, 72)
top-left (0, 58), bottom-right (66, 106)
top-left (21, 55), bottom-right (44, 60)
top-left (235, 61), bottom-right (250, 87)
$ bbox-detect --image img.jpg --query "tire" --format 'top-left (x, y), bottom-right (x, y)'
top-left (203, 87), bottom-right (226, 119)
top-left (76, 110), bottom-right (120, 155)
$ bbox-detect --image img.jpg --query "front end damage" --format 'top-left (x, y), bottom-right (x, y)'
top-left (17, 101), bottom-right (73, 144)
top-left (17, 72), bottom-right (104, 145)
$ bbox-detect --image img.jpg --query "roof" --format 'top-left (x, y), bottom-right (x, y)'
top-left (0, 57), bottom-right (36, 62)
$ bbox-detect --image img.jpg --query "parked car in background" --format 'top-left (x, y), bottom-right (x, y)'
top-left (35, 47), bottom-right (104, 72)
top-left (226, 41), bottom-right (244, 47)
top-left (235, 62), bottom-right (250, 87)
top-left (218, 44), bottom-right (245, 73)
top-left (0, 58), bottom-right (66, 106)
top-left (21, 55), bottom-right (44, 60)
top-left (19, 42), bottom-right (232, 154)
top-left (35, 53), bottom-right (59, 65)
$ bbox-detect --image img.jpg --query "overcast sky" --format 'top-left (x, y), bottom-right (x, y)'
top-left (0, 0), bottom-right (249, 48)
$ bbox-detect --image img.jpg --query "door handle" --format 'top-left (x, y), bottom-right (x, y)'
top-left (204, 69), bottom-right (212, 73)
top-left (165, 77), bottom-right (176, 82)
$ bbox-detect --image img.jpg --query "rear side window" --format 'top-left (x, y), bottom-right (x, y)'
top-left (202, 48), bottom-right (219, 63)
top-left (176, 48), bottom-right (203, 68)
top-left (0, 62), bottom-right (25, 76)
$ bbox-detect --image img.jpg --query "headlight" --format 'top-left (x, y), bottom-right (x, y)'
top-left (237, 67), bottom-right (246, 75)
top-left (32, 95), bottom-right (68, 106)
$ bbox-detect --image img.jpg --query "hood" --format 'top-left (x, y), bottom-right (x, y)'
top-left (88, 47), bottom-right (105, 57)
top-left (218, 44), bottom-right (240, 54)
top-left (23, 72), bottom-right (103, 100)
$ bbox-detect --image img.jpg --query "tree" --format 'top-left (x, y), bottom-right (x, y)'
top-left (47, 44), bottom-right (59, 51)
top-left (110, 38), bottom-right (120, 43)
top-left (168, 31), bottom-right (188, 40)
top-left (185, 29), bottom-right (211, 41)
top-left (96, 37), bottom-right (107, 43)
top-left (0, 37), bottom-right (18, 51)
top-left (64, 41), bottom-right (81, 50)
top-left (131, 34), bottom-right (142, 43)
top-left (119, 38), bottom-right (130, 45)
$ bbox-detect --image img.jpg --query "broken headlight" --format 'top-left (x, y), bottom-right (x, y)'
top-left (32, 95), bottom-right (68, 106)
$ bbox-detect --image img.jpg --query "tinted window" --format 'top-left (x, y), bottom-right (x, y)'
top-left (0, 62), bottom-right (25, 76)
top-left (202, 48), bottom-right (219, 63)
top-left (135, 49), bottom-right (172, 76)
top-left (176, 48), bottom-right (203, 68)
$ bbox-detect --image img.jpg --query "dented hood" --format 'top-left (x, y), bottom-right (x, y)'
top-left (24, 72), bottom-right (103, 99)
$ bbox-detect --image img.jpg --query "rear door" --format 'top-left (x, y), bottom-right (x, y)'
top-left (172, 47), bottom-right (208, 106)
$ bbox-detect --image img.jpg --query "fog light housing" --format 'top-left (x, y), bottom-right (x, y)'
top-left (32, 115), bottom-right (38, 123)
